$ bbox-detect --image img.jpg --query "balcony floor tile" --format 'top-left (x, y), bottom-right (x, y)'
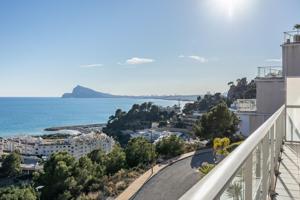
top-left (275, 143), bottom-right (300, 200)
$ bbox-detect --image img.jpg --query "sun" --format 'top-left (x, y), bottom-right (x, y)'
top-left (217, 0), bottom-right (234, 17)
top-left (214, 0), bottom-right (248, 19)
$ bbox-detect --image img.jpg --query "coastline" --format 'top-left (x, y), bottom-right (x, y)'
top-left (0, 97), bottom-right (183, 137)
top-left (44, 123), bottom-right (107, 134)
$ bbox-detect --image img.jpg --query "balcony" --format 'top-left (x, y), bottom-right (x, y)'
top-left (275, 142), bottom-right (300, 199)
top-left (180, 105), bottom-right (300, 200)
top-left (284, 31), bottom-right (300, 44)
top-left (257, 66), bottom-right (283, 79)
top-left (236, 99), bottom-right (257, 112)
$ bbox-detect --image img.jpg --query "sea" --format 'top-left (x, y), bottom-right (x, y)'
top-left (0, 97), bottom-right (179, 137)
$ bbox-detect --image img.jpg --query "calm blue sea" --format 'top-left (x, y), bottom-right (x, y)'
top-left (0, 98), bottom-right (178, 137)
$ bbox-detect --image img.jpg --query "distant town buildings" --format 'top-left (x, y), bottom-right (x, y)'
top-left (1, 132), bottom-right (115, 159)
top-left (0, 138), bottom-right (3, 156)
top-left (158, 105), bottom-right (181, 114)
top-left (129, 129), bottom-right (189, 143)
top-left (180, 111), bottom-right (203, 130)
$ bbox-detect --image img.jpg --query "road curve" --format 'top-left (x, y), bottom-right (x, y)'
top-left (132, 150), bottom-right (214, 200)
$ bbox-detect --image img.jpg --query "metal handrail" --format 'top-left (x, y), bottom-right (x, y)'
top-left (257, 66), bottom-right (282, 78)
top-left (236, 99), bottom-right (256, 112)
top-left (180, 105), bottom-right (285, 200)
top-left (284, 31), bottom-right (300, 44)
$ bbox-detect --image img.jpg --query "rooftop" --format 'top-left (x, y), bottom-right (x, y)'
top-left (257, 66), bottom-right (283, 79)
top-left (284, 31), bottom-right (300, 44)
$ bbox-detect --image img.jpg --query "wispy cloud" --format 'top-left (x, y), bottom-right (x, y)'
top-left (125, 57), bottom-right (155, 65)
top-left (80, 64), bottom-right (103, 68)
top-left (265, 58), bottom-right (282, 62)
top-left (179, 55), bottom-right (208, 63)
top-left (188, 55), bottom-right (207, 63)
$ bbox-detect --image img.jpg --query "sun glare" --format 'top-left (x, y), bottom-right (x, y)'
top-left (213, 0), bottom-right (248, 19)
top-left (218, 0), bottom-right (234, 17)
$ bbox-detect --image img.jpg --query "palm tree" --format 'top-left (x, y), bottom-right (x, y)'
top-left (227, 81), bottom-right (234, 86)
top-left (115, 109), bottom-right (124, 119)
top-left (294, 24), bottom-right (300, 32)
top-left (293, 24), bottom-right (300, 42)
top-left (146, 102), bottom-right (153, 111)
top-left (226, 182), bottom-right (243, 200)
top-left (108, 115), bottom-right (115, 123)
top-left (197, 96), bottom-right (202, 102)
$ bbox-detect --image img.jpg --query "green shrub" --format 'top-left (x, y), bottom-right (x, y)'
top-left (156, 135), bottom-right (184, 158)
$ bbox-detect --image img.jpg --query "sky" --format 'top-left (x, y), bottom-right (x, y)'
top-left (0, 0), bottom-right (299, 97)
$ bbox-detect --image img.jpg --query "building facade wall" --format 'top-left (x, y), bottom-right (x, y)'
top-left (255, 78), bottom-right (285, 115)
top-left (237, 113), bottom-right (269, 137)
top-left (282, 43), bottom-right (300, 76)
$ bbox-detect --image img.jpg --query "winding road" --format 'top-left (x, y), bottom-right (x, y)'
top-left (132, 150), bottom-right (214, 200)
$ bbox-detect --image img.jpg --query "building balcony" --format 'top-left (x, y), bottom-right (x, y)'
top-left (180, 105), bottom-right (300, 200)
top-left (284, 31), bottom-right (300, 44)
top-left (236, 99), bottom-right (257, 112)
top-left (257, 66), bottom-right (283, 79)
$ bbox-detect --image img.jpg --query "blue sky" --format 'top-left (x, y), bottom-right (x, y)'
top-left (0, 0), bottom-right (299, 97)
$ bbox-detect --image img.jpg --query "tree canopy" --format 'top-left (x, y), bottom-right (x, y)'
top-left (193, 102), bottom-right (239, 140)
top-left (227, 77), bottom-right (256, 102)
top-left (1, 150), bottom-right (21, 178)
top-left (155, 135), bottom-right (184, 158)
top-left (0, 186), bottom-right (37, 200)
top-left (125, 137), bottom-right (154, 168)
top-left (88, 148), bottom-right (108, 167)
top-left (36, 152), bottom-right (77, 200)
top-left (36, 152), bottom-right (105, 199)
top-left (183, 93), bottom-right (228, 114)
top-left (103, 102), bottom-right (176, 146)
top-left (294, 24), bottom-right (300, 30)
top-left (35, 144), bottom-right (137, 200)
top-left (105, 145), bottom-right (126, 175)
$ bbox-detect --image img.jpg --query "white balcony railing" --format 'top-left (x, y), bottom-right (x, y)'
top-left (236, 99), bottom-right (257, 112)
top-left (257, 66), bottom-right (282, 79)
top-left (284, 31), bottom-right (300, 44)
top-left (180, 105), bottom-right (285, 200)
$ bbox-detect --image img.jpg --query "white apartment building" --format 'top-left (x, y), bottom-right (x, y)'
top-left (2, 132), bottom-right (115, 159)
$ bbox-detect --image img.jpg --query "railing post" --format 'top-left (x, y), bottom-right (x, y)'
top-left (270, 125), bottom-right (275, 191)
top-left (261, 135), bottom-right (269, 199)
top-left (244, 155), bottom-right (253, 200)
top-left (256, 144), bottom-right (261, 179)
top-left (280, 110), bottom-right (285, 142)
top-left (282, 111), bottom-right (286, 143)
top-left (179, 106), bottom-right (285, 200)
top-left (275, 119), bottom-right (280, 169)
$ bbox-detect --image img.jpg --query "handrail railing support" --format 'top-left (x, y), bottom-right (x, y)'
top-left (180, 105), bottom-right (285, 200)
top-left (244, 155), bottom-right (253, 200)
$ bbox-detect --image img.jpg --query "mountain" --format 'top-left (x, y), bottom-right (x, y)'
top-left (62, 85), bottom-right (116, 98)
top-left (62, 85), bottom-right (199, 101)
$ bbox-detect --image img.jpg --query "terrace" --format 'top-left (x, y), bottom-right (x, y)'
top-left (180, 105), bottom-right (300, 200)
top-left (257, 66), bottom-right (282, 79)
top-left (284, 31), bottom-right (300, 44)
top-left (179, 30), bottom-right (300, 200)
top-left (236, 99), bottom-right (257, 112)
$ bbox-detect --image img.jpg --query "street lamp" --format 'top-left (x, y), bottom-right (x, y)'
top-left (35, 186), bottom-right (44, 200)
top-left (150, 130), bottom-right (154, 174)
